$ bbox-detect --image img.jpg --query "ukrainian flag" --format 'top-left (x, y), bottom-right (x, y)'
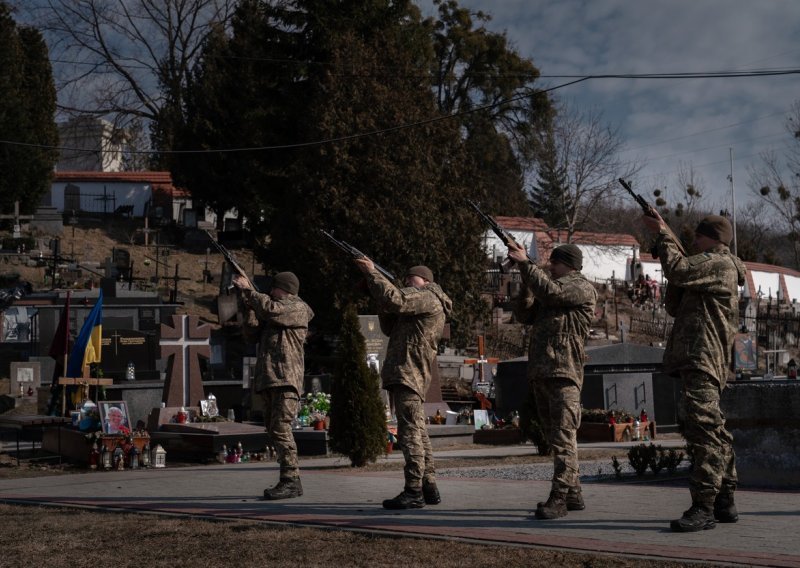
top-left (66, 290), bottom-right (103, 378)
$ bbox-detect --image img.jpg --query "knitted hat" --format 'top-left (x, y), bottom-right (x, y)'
top-left (406, 265), bottom-right (434, 283)
top-left (272, 272), bottom-right (299, 295)
top-left (695, 215), bottom-right (733, 245)
top-left (550, 244), bottom-right (583, 270)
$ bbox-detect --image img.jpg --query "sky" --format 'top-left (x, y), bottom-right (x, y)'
top-left (420, 0), bottom-right (800, 210)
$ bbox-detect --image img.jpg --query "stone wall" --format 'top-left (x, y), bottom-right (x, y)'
top-left (722, 380), bottom-right (800, 488)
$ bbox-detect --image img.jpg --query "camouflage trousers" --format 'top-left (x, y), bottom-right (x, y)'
top-left (679, 370), bottom-right (737, 503)
top-left (392, 385), bottom-right (435, 491)
top-left (533, 378), bottom-right (581, 493)
top-left (261, 387), bottom-right (300, 479)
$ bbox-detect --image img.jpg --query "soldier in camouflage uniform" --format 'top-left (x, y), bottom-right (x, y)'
top-left (354, 259), bottom-right (452, 509)
top-left (508, 242), bottom-right (597, 520)
top-left (234, 272), bottom-right (314, 500)
top-left (642, 213), bottom-right (746, 532)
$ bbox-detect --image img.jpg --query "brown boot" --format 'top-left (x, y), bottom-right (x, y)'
top-left (538, 488), bottom-right (584, 511)
top-left (534, 490), bottom-right (568, 520)
top-left (714, 491), bottom-right (738, 523)
top-left (670, 502), bottom-right (715, 532)
top-left (422, 480), bottom-right (441, 505)
top-left (263, 477), bottom-right (303, 500)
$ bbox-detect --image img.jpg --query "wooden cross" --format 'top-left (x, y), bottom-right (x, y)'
top-left (0, 201), bottom-right (35, 238)
top-left (464, 335), bottom-right (500, 408)
top-left (57, 374), bottom-right (113, 415)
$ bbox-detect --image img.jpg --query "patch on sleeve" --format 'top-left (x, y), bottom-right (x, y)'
top-left (687, 253), bottom-right (712, 266)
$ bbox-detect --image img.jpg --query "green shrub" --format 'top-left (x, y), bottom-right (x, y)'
top-left (627, 443), bottom-right (650, 476)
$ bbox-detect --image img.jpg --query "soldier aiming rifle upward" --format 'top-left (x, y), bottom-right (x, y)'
top-left (467, 199), bottom-right (533, 272)
top-left (618, 178), bottom-right (687, 258)
top-left (320, 229), bottom-right (397, 282)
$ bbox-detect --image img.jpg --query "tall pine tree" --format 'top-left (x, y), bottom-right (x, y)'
top-left (528, 130), bottom-right (572, 228)
top-left (0, 3), bottom-right (58, 215)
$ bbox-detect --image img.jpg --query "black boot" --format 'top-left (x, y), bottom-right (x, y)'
top-left (538, 488), bottom-right (584, 511)
top-left (534, 491), bottom-right (568, 520)
top-left (670, 503), bottom-right (716, 532)
top-left (263, 477), bottom-right (303, 500)
top-left (383, 488), bottom-right (424, 510)
top-left (422, 480), bottom-right (441, 505)
top-left (714, 491), bottom-right (739, 523)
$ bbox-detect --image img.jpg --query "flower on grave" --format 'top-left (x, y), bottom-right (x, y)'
top-left (305, 392), bottom-right (331, 416)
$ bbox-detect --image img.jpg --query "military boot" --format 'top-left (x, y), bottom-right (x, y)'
top-left (383, 488), bottom-right (425, 510)
top-left (538, 488), bottom-right (584, 511)
top-left (534, 490), bottom-right (568, 520)
top-left (670, 503), bottom-right (716, 532)
top-left (263, 477), bottom-right (303, 500)
top-left (422, 480), bottom-right (441, 505)
top-left (714, 491), bottom-right (739, 523)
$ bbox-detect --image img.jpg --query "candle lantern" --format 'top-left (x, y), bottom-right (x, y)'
top-left (113, 447), bottom-right (124, 470)
top-left (141, 442), bottom-right (151, 467)
top-left (129, 446), bottom-right (140, 469)
top-left (788, 359), bottom-right (797, 379)
top-left (101, 444), bottom-right (112, 470)
top-left (152, 444), bottom-right (167, 468)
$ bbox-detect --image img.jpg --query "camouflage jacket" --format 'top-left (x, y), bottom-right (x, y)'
top-left (656, 232), bottom-right (746, 387)
top-left (241, 290), bottom-right (314, 394)
top-left (512, 262), bottom-right (597, 387)
top-left (364, 270), bottom-right (453, 399)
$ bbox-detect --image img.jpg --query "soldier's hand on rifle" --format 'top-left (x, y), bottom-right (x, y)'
top-left (641, 210), bottom-right (666, 234)
top-left (354, 257), bottom-right (374, 274)
top-left (507, 241), bottom-right (528, 263)
top-left (232, 274), bottom-right (252, 290)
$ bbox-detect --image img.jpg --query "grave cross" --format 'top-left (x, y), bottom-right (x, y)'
top-left (0, 201), bottom-right (34, 239)
top-left (159, 315), bottom-right (210, 408)
top-left (463, 335), bottom-right (499, 402)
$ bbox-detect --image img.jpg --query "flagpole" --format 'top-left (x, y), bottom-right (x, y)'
top-left (61, 291), bottom-right (71, 416)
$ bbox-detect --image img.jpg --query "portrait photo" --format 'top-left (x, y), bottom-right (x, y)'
top-left (99, 401), bottom-right (130, 435)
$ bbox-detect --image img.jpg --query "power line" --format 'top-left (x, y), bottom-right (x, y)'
top-left (2, 68), bottom-right (799, 156)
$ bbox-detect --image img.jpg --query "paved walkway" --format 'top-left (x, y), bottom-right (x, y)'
top-left (1, 442), bottom-right (798, 567)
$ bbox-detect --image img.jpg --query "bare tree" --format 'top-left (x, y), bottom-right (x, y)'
top-left (527, 101), bottom-right (639, 241)
top-left (748, 100), bottom-right (800, 267)
top-left (14, 0), bottom-right (234, 148)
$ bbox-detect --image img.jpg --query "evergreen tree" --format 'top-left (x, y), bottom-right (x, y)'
top-left (0, 3), bottom-right (58, 215)
top-left (328, 304), bottom-right (387, 467)
top-left (528, 130), bottom-right (572, 228)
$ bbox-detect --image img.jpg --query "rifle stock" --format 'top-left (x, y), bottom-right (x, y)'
top-left (467, 199), bottom-right (532, 271)
top-left (205, 230), bottom-right (259, 292)
top-left (321, 229), bottom-right (397, 282)
top-left (618, 178), bottom-right (688, 257)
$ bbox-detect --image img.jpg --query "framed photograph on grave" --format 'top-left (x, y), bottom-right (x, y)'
top-left (99, 401), bottom-right (131, 435)
top-left (200, 398), bottom-right (219, 417)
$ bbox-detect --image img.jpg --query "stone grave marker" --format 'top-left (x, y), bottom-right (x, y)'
top-left (10, 361), bottom-right (40, 396)
top-left (159, 314), bottom-right (210, 408)
top-left (102, 329), bottom-right (156, 380)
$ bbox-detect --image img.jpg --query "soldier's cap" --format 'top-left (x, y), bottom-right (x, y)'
top-left (549, 244), bottom-right (582, 270)
top-left (695, 215), bottom-right (733, 246)
top-left (272, 271), bottom-right (299, 295)
top-left (406, 265), bottom-right (434, 283)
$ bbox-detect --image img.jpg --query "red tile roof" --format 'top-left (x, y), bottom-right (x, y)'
top-left (54, 171), bottom-right (174, 184)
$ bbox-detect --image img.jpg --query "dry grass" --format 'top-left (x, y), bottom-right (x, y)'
top-left (0, 503), bottom-right (704, 568)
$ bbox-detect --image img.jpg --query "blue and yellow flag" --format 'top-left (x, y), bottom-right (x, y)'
top-left (66, 290), bottom-right (103, 378)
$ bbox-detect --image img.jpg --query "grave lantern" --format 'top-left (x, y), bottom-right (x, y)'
top-left (141, 442), bottom-right (151, 467)
top-left (152, 444), bottom-right (167, 468)
top-left (789, 359), bottom-right (798, 380)
top-left (101, 444), bottom-right (112, 470)
top-left (113, 446), bottom-right (124, 470)
top-left (129, 446), bottom-right (140, 469)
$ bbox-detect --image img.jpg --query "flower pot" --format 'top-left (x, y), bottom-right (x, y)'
top-left (313, 419), bottom-right (325, 431)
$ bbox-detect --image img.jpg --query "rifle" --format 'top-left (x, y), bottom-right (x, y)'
top-left (467, 199), bottom-right (532, 272)
top-left (618, 178), bottom-right (688, 258)
top-left (205, 230), bottom-right (259, 292)
top-left (320, 229), bottom-right (397, 282)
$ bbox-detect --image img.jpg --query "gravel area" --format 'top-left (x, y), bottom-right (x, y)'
top-left (439, 459), bottom-right (690, 482)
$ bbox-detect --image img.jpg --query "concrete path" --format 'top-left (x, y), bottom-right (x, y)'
top-left (1, 442), bottom-right (798, 567)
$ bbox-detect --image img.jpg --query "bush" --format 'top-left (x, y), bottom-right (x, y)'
top-left (627, 444), bottom-right (650, 476)
top-left (328, 304), bottom-right (388, 467)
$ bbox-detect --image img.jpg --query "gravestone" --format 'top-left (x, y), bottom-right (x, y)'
top-left (159, 315), bottom-right (210, 408)
top-left (9, 361), bottom-right (40, 396)
top-left (102, 329), bottom-right (157, 380)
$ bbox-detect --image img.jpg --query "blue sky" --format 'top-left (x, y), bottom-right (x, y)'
top-left (420, 0), bottom-right (800, 210)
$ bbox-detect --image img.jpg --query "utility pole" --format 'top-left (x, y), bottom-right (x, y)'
top-left (728, 148), bottom-right (738, 255)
